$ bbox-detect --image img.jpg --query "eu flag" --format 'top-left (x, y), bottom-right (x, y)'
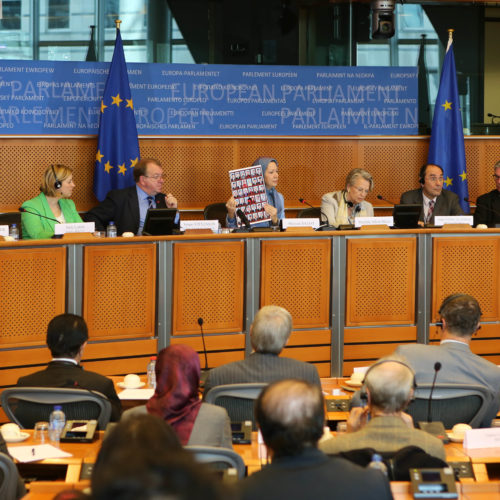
top-left (93, 28), bottom-right (140, 201)
top-left (427, 35), bottom-right (469, 213)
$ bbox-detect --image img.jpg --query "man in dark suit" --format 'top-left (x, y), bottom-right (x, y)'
top-left (203, 306), bottom-right (321, 397)
top-left (396, 294), bottom-right (500, 427)
top-left (474, 160), bottom-right (500, 227)
top-left (400, 163), bottom-right (463, 225)
top-left (239, 379), bottom-right (393, 500)
top-left (84, 158), bottom-right (178, 235)
top-left (17, 314), bottom-right (122, 421)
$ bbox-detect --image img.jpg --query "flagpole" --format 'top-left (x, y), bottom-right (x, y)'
top-left (446, 28), bottom-right (454, 52)
top-left (115, 19), bottom-right (122, 31)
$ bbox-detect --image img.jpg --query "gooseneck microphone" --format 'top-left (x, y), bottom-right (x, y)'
top-left (197, 317), bottom-right (209, 372)
top-left (19, 207), bottom-right (59, 223)
top-left (427, 361), bottom-right (442, 423)
top-left (236, 208), bottom-right (252, 230)
top-left (377, 194), bottom-right (395, 205)
top-left (299, 198), bottom-right (330, 226)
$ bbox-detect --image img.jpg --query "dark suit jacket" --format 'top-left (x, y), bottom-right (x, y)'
top-left (17, 361), bottom-right (122, 421)
top-left (239, 447), bottom-right (393, 500)
top-left (203, 352), bottom-right (321, 398)
top-left (474, 189), bottom-right (500, 227)
top-left (84, 186), bottom-right (167, 234)
top-left (399, 188), bottom-right (464, 223)
top-left (0, 434), bottom-right (26, 499)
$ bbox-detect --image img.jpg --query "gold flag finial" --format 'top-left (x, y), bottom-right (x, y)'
top-left (115, 19), bottom-right (122, 30)
top-left (447, 29), bottom-right (454, 43)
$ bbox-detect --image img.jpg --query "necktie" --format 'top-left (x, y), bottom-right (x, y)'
top-left (147, 196), bottom-right (155, 209)
top-left (427, 200), bottom-right (435, 223)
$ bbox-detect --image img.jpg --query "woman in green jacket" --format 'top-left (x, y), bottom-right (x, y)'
top-left (21, 164), bottom-right (82, 239)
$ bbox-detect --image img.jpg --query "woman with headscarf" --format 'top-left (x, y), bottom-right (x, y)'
top-left (226, 156), bottom-right (284, 228)
top-left (121, 344), bottom-right (232, 448)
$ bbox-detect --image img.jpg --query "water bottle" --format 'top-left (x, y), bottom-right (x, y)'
top-left (49, 405), bottom-right (66, 444)
top-left (367, 453), bottom-right (388, 476)
top-left (147, 356), bottom-right (157, 389)
top-left (9, 223), bottom-right (19, 240)
top-left (106, 221), bottom-right (117, 237)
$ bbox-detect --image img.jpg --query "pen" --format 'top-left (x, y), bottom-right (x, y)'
top-left (32, 448), bottom-right (35, 456)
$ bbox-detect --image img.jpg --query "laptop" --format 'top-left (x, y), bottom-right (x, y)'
top-left (142, 208), bottom-right (179, 236)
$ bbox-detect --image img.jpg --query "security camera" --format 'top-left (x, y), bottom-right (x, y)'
top-left (371, 0), bottom-right (395, 39)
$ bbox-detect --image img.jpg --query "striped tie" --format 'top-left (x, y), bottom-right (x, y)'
top-left (427, 199), bottom-right (435, 223)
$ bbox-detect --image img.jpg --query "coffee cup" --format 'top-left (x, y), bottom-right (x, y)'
top-left (1, 423), bottom-right (22, 440)
top-left (123, 373), bottom-right (142, 388)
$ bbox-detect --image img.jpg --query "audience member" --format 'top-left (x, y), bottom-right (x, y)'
top-left (239, 379), bottom-right (392, 500)
top-left (92, 414), bottom-right (226, 500)
top-left (16, 314), bottom-right (122, 421)
top-left (320, 357), bottom-right (445, 460)
top-left (122, 344), bottom-right (232, 448)
top-left (0, 432), bottom-right (26, 499)
top-left (226, 157), bottom-right (284, 228)
top-left (396, 293), bottom-right (500, 427)
top-left (320, 168), bottom-right (374, 227)
top-left (21, 164), bottom-right (82, 240)
top-left (474, 160), bottom-right (500, 227)
top-left (400, 163), bottom-right (463, 225)
top-left (203, 306), bottom-right (321, 397)
top-left (84, 158), bottom-right (178, 235)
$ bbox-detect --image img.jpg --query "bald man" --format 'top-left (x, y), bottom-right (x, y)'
top-left (240, 379), bottom-right (392, 500)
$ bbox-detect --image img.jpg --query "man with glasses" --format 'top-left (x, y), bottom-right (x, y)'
top-left (395, 294), bottom-right (500, 428)
top-left (85, 158), bottom-right (178, 235)
top-left (400, 163), bottom-right (463, 225)
top-left (474, 160), bottom-right (500, 227)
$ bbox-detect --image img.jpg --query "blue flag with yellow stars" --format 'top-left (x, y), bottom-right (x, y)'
top-left (427, 36), bottom-right (469, 213)
top-left (93, 28), bottom-right (140, 201)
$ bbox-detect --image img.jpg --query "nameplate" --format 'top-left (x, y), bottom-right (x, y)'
top-left (463, 427), bottom-right (500, 449)
top-left (282, 218), bottom-right (320, 229)
top-left (355, 216), bottom-right (393, 228)
top-left (180, 220), bottom-right (219, 233)
top-left (54, 222), bottom-right (95, 235)
top-left (0, 225), bottom-right (9, 237)
top-left (434, 215), bottom-right (473, 226)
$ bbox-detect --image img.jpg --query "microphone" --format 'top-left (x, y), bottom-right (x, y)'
top-left (19, 207), bottom-right (59, 223)
top-left (299, 198), bottom-right (336, 231)
top-left (197, 317), bottom-right (209, 373)
top-left (487, 113), bottom-right (500, 123)
top-left (236, 208), bottom-right (252, 230)
top-left (377, 194), bottom-right (395, 205)
top-left (427, 361), bottom-right (441, 423)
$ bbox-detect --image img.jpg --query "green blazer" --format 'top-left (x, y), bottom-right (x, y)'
top-left (21, 192), bottom-right (82, 240)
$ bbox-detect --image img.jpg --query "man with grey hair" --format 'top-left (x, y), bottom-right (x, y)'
top-left (319, 356), bottom-right (445, 460)
top-left (474, 160), bottom-right (500, 227)
top-left (203, 305), bottom-right (320, 397)
top-left (240, 379), bottom-right (392, 500)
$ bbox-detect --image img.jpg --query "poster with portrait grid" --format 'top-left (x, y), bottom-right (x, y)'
top-left (229, 165), bottom-right (270, 225)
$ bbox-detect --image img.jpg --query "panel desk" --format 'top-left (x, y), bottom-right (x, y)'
top-left (1, 227), bottom-right (500, 415)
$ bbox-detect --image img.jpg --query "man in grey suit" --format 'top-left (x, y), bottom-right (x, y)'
top-left (396, 294), bottom-right (500, 427)
top-left (203, 305), bottom-right (321, 397)
top-left (400, 163), bottom-right (464, 224)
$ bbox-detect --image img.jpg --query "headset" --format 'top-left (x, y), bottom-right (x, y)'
top-left (359, 358), bottom-right (417, 406)
top-left (419, 163), bottom-right (444, 185)
top-left (51, 164), bottom-right (62, 189)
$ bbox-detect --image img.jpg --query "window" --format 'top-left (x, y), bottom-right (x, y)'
top-left (48, 0), bottom-right (69, 30)
top-left (1, 0), bottom-right (21, 30)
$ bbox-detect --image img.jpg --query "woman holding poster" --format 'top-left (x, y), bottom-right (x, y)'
top-left (226, 157), bottom-right (284, 228)
top-left (320, 168), bottom-right (374, 227)
top-left (21, 164), bottom-right (82, 239)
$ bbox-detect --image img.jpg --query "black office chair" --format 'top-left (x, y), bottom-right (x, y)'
top-left (203, 202), bottom-right (228, 227)
top-left (0, 452), bottom-right (18, 500)
top-left (185, 445), bottom-right (246, 479)
top-left (297, 207), bottom-right (321, 220)
top-left (1, 387), bottom-right (112, 430)
top-left (406, 383), bottom-right (492, 429)
top-left (204, 383), bottom-right (267, 430)
top-left (0, 212), bottom-right (22, 239)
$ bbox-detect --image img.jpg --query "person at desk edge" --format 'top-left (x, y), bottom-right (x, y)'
top-left (226, 157), bottom-right (284, 228)
top-left (474, 160), bottom-right (500, 227)
top-left (400, 163), bottom-right (464, 225)
top-left (21, 164), bottom-right (82, 240)
top-left (320, 168), bottom-right (374, 227)
top-left (84, 158), bottom-right (178, 235)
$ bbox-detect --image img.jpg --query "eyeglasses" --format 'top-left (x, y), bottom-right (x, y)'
top-left (493, 175), bottom-right (500, 180)
top-left (352, 185), bottom-right (370, 195)
top-left (144, 174), bottom-right (164, 180)
top-left (426, 175), bottom-right (444, 183)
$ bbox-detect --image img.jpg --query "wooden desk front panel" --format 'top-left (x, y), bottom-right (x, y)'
top-left (83, 243), bottom-right (156, 339)
top-left (0, 246), bottom-right (66, 346)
